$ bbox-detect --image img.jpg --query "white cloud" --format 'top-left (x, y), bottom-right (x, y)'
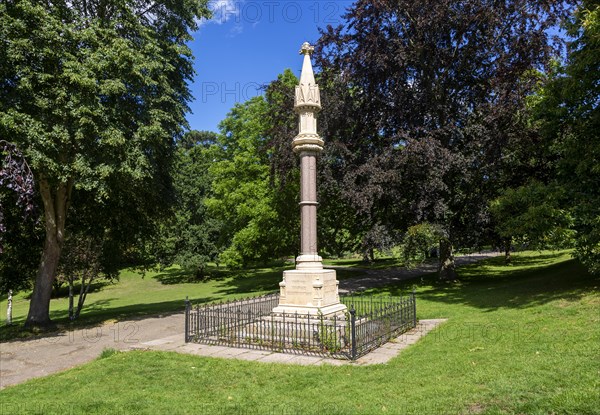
top-left (197, 0), bottom-right (243, 27)
top-left (228, 23), bottom-right (244, 37)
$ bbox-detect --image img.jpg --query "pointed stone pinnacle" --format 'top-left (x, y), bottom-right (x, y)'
top-left (299, 44), bottom-right (317, 90)
top-left (295, 41), bottom-right (321, 117)
top-left (293, 41), bottom-right (323, 153)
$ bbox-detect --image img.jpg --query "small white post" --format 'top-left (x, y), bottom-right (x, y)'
top-left (7, 289), bottom-right (13, 325)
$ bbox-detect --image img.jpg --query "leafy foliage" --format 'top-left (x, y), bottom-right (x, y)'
top-left (0, 140), bottom-right (39, 294)
top-left (530, 0), bottom-right (600, 273)
top-left (399, 223), bottom-right (442, 267)
top-left (0, 0), bottom-right (210, 326)
top-left (0, 195), bottom-right (42, 294)
top-left (313, 0), bottom-right (574, 277)
top-left (156, 131), bottom-right (222, 279)
top-left (207, 71), bottom-right (300, 268)
top-left (0, 141), bottom-right (36, 252)
top-left (490, 182), bottom-right (575, 250)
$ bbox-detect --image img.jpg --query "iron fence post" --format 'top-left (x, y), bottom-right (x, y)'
top-left (350, 305), bottom-right (357, 360)
top-left (411, 290), bottom-right (417, 328)
top-left (196, 304), bottom-right (200, 338)
top-left (184, 296), bottom-right (190, 343)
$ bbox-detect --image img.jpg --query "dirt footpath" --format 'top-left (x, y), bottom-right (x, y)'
top-left (0, 251), bottom-right (500, 389)
top-left (0, 312), bottom-right (185, 389)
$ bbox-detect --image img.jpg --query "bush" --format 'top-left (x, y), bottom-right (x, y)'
top-left (398, 223), bottom-right (442, 267)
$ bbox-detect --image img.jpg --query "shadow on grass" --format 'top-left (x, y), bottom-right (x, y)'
top-left (153, 268), bottom-right (195, 284)
top-left (382, 258), bottom-right (599, 311)
top-left (153, 268), bottom-right (230, 285)
top-left (459, 251), bottom-right (567, 276)
top-left (22, 280), bottom-right (114, 300)
top-left (216, 267), bottom-right (289, 295)
top-left (216, 264), bottom-right (367, 295)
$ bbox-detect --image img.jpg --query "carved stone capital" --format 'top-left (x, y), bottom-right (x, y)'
top-left (292, 134), bottom-right (324, 153)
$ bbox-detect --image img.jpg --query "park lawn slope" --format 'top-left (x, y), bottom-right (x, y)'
top-left (0, 263), bottom-right (363, 330)
top-left (0, 251), bottom-right (598, 414)
top-left (0, 262), bottom-right (357, 340)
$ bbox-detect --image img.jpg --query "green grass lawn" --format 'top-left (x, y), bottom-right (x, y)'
top-left (1, 250), bottom-right (598, 414)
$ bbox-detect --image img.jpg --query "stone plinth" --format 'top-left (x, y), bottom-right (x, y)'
top-left (273, 269), bottom-right (346, 316)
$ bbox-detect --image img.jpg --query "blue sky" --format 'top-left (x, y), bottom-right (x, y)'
top-left (186, 0), bottom-right (353, 133)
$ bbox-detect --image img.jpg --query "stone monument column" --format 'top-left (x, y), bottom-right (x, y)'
top-left (273, 42), bottom-right (347, 317)
top-left (295, 42), bottom-right (324, 270)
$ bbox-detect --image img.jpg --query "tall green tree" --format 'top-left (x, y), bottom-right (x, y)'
top-left (490, 182), bottom-right (574, 263)
top-left (207, 97), bottom-right (273, 268)
top-left (315, 0), bottom-right (574, 278)
top-left (207, 71), bottom-right (300, 268)
top-left (0, 0), bottom-right (209, 327)
top-left (532, 0), bottom-right (600, 273)
top-left (156, 131), bottom-right (222, 279)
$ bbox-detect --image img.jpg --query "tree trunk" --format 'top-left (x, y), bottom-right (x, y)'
top-left (68, 277), bottom-right (74, 320)
top-left (25, 178), bottom-right (72, 329)
top-left (25, 232), bottom-right (62, 327)
top-left (362, 247), bottom-right (375, 263)
top-left (75, 274), bottom-right (89, 320)
top-left (75, 263), bottom-right (99, 320)
top-left (6, 289), bottom-right (13, 325)
top-left (504, 238), bottom-right (512, 264)
top-left (438, 239), bottom-right (457, 281)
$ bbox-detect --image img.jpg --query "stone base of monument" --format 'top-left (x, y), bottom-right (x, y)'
top-left (272, 268), bottom-right (348, 317)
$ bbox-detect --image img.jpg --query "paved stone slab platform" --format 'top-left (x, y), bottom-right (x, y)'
top-left (132, 319), bottom-right (447, 366)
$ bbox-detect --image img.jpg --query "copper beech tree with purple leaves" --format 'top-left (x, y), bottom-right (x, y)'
top-left (0, 141), bottom-right (39, 324)
top-left (302, 0), bottom-right (577, 279)
top-left (0, 141), bottom-right (36, 252)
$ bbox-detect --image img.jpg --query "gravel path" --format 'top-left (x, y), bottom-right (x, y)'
top-left (0, 251), bottom-right (500, 389)
top-left (1, 313), bottom-right (183, 389)
top-left (338, 251), bottom-right (502, 292)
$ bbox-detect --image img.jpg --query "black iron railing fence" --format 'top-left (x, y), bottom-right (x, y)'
top-left (184, 292), bottom-right (416, 360)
